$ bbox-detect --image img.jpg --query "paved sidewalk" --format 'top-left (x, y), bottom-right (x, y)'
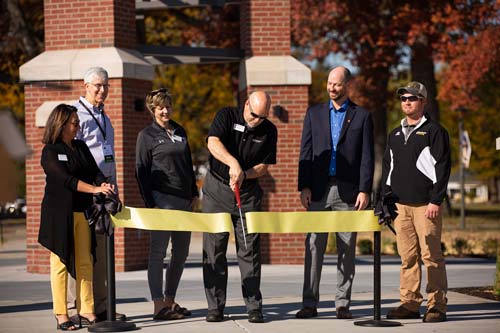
top-left (0, 225), bottom-right (499, 332)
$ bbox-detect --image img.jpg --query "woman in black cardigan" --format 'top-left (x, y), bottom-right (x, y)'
top-left (38, 104), bottom-right (115, 330)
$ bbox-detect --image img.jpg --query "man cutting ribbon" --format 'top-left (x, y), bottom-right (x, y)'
top-left (201, 91), bottom-right (277, 324)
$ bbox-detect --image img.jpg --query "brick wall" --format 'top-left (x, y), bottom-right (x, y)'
top-left (25, 81), bottom-right (83, 274)
top-left (44, 0), bottom-right (136, 50)
top-left (113, 79), bottom-right (152, 271)
top-left (25, 78), bottom-right (152, 274)
top-left (242, 85), bottom-right (309, 264)
top-left (240, 0), bottom-right (309, 264)
top-left (240, 0), bottom-right (291, 57)
top-left (26, 0), bottom-right (153, 274)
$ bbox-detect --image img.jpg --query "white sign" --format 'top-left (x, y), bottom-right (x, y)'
top-left (461, 130), bottom-right (472, 169)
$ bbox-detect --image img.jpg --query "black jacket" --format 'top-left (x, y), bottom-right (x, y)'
top-left (382, 115), bottom-right (451, 205)
top-left (136, 120), bottom-right (198, 208)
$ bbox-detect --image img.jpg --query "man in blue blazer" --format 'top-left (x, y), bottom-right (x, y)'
top-left (296, 66), bottom-right (374, 319)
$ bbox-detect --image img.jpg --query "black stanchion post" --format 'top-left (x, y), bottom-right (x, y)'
top-left (354, 231), bottom-right (401, 327)
top-left (88, 233), bottom-right (137, 332)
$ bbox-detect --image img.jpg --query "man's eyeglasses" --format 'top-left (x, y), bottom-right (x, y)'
top-left (248, 102), bottom-right (268, 120)
top-left (89, 83), bottom-right (110, 90)
top-left (400, 95), bottom-right (420, 102)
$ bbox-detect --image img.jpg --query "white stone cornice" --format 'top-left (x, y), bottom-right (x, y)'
top-left (35, 101), bottom-right (77, 127)
top-left (239, 56), bottom-right (311, 90)
top-left (19, 47), bottom-right (154, 82)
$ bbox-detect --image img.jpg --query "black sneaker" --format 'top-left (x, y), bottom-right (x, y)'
top-left (206, 309), bottom-right (223, 322)
top-left (248, 310), bottom-right (264, 323)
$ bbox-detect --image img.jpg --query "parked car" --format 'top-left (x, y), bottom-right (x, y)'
top-left (4, 198), bottom-right (26, 218)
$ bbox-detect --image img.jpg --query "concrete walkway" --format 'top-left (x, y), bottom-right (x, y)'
top-left (0, 224), bottom-right (498, 332)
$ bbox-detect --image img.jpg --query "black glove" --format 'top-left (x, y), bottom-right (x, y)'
top-left (374, 196), bottom-right (398, 234)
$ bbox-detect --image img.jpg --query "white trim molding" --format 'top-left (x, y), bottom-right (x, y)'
top-left (239, 56), bottom-right (311, 90)
top-left (20, 47), bottom-right (154, 82)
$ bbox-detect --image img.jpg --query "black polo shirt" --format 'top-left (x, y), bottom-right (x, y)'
top-left (208, 106), bottom-right (277, 184)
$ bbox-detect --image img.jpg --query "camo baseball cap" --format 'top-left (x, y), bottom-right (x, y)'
top-left (397, 81), bottom-right (427, 99)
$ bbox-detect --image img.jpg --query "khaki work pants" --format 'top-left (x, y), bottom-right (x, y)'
top-left (394, 203), bottom-right (447, 313)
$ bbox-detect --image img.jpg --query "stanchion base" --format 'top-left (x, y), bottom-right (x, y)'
top-left (354, 319), bottom-right (402, 327)
top-left (88, 320), bottom-right (138, 332)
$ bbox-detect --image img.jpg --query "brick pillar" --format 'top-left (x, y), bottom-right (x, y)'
top-left (21, 0), bottom-right (154, 274)
top-left (239, 0), bottom-right (311, 264)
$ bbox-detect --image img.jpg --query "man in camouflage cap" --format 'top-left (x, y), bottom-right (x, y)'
top-left (381, 81), bottom-right (451, 323)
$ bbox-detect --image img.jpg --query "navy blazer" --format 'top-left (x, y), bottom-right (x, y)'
top-left (298, 100), bottom-right (374, 204)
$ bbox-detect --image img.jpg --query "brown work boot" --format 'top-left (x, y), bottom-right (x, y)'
top-left (295, 307), bottom-right (318, 319)
top-left (386, 305), bottom-right (420, 319)
top-left (336, 307), bottom-right (353, 319)
top-left (423, 308), bottom-right (446, 323)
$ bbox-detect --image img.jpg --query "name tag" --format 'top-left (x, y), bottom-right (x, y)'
top-left (103, 144), bottom-right (114, 163)
top-left (58, 154), bottom-right (68, 161)
top-left (233, 123), bottom-right (245, 132)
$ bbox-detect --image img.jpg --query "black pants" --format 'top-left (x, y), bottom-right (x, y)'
top-left (202, 172), bottom-right (263, 312)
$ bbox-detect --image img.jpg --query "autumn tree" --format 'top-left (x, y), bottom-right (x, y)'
top-left (291, 0), bottom-right (499, 196)
top-left (0, 0), bottom-right (44, 122)
top-left (291, 1), bottom-right (405, 195)
top-left (439, 26), bottom-right (500, 202)
top-left (143, 5), bottom-right (240, 162)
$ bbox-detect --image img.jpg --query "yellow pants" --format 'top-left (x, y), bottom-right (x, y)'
top-left (50, 212), bottom-right (94, 314)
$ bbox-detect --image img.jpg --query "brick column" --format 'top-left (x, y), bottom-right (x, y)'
top-left (21, 0), bottom-right (154, 273)
top-left (239, 0), bottom-right (311, 264)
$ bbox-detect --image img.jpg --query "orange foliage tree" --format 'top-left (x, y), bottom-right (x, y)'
top-left (290, 0), bottom-right (499, 196)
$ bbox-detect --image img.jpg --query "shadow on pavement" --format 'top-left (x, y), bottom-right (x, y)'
top-left (0, 297), bottom-right (148, 314)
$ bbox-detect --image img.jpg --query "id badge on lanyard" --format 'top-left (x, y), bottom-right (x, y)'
top-left (103, 143), bottom-right (114, 163)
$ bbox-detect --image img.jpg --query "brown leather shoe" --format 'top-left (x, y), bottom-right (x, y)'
top-left (386, 305), bottom-right (420, 319)
top-left (295, 307), bottom-right (318, 319)
top-left (423, 308), bottom-right (446, 323)
top-left (336, 306), bottom-right (352, 319)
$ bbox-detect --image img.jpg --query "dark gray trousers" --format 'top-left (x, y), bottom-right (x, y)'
top-left (148, 191), bottom-right (192, 301)
top-left (202, 172), bottom-right (263, 313)
top-left (302, 181), bottom-right (357, 309)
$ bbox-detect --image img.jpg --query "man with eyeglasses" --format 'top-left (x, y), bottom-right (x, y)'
top-left (296, 66), bottom-right (374, 320)
top-left (68, 67), bottom-right (126, 323)
top-left (202, 91), bottom-right (277, 324)
top-left (382, 81), bottom-right (450, 323)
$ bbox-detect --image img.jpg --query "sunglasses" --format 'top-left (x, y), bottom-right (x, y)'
top-left (151, 88), bottom-right (168, 96)
top-left (400, 95), bottom-right (420, 102)
top-left (248, 102), bottom-right (268, 120)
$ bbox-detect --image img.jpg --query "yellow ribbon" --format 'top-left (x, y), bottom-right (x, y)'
top-left (245, 211), bottom-right (381, 233)
top-left (111, 207), bottom-right (380, 233)
top-left (111, 206), bottom-right (233, 233)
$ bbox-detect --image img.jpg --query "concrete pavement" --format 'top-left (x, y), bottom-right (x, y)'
top-left (0, 225), bottom-right (499, 332)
